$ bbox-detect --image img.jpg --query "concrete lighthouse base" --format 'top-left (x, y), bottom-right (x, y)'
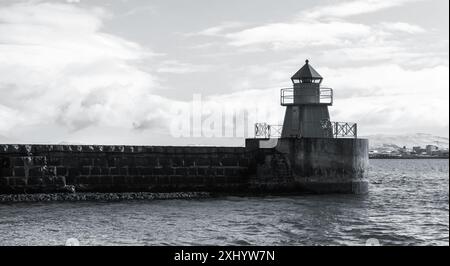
top-left (245, 137), bottom-right (369, 194)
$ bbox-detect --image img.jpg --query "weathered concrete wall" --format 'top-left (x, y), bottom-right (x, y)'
top-left (282, 138), bottom-right (368, 193)
top-left (0, 138), bottom-right (369, 196)
top-left (245, 137), bottom-right (369, 194)
top-left (281, 106), bottom-right (332, 138)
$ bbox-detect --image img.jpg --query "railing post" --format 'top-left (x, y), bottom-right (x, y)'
top-left (334, 122), bottom-right (337, 138)
top-left (330, 89), bottom-right (332, 105)
top-left (280, 89), bottom-right (283, 105)
top-left (331, 89), bottom-right (333, 105)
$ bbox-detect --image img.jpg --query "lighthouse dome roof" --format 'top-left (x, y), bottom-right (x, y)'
top-left (291, 60), bottom-right (323, 81)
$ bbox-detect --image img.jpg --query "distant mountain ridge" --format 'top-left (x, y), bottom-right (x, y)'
top-left (363, 133), bottom-right (449, 149)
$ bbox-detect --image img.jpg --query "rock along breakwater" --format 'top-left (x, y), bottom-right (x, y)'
top-left (0, 191), bottom-right (211, 203)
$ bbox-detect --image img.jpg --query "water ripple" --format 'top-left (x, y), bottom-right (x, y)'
top-left (0, 159), bottom-right (448, 246)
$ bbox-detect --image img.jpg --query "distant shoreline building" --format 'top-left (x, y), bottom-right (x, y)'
top-left (370, 143), bottom-right (449, 159)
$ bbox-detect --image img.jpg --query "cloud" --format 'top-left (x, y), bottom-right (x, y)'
top-left (196, 0), bottom-right (429, 63)
top-left (156, 60), bottom-right (214, 74)
top-left (301, 0), bottom-right (417, 19)
top-left (120, 5), bottom-right (155, 17)
top-left (0, 0), bottom-right (447, 144)
top-left (220, 18), bottom-right (427, 56)
top-left (0, 2), bottom-right (172, 136)
top-left (0, 2), bottom-right (279, 144)
top-left (379, 22), bottom-right (425, 34)
top-left (224, 21), bottom-right (373, 49)
top-left (195, 21), bottom-right (246, 36)
top-left (322, 64), bottom-right (449, 136)
top-left (197, 62), bottom-right (449, 137)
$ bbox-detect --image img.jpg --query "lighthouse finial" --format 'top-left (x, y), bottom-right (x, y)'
top-left (305, 59), bottom-right (309, 64)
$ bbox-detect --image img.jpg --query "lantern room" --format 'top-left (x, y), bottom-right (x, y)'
top-left (290, 59), bottom-right (323, 84)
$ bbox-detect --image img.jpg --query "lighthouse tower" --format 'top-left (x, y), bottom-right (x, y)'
top-left (249, 59), bottom-right (367, 195)
top-left (281, 60), bottom-right (333, 138)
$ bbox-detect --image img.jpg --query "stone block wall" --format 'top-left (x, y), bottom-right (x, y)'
top-left (0, 145), bottom-right (252, 194)
top-left (0, 137), bottom-right (369, 195)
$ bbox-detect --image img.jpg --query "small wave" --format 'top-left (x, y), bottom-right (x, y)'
top-left (232, 239), bottom-right (252, 245)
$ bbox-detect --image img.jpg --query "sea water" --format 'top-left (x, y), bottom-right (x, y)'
top-left (0, 159), bottom-right (448, 246)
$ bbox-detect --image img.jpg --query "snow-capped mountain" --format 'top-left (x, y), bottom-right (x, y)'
top-left (363, 133), bottom-right (449, 149)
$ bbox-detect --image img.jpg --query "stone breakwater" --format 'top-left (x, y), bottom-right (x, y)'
top-left (0, 191), bottom-right (211, 203)
top-left (0, 138), bottom-right (369, 196)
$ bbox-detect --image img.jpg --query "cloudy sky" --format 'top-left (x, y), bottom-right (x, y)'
top-left (0, 0), bottom-right (448, 145)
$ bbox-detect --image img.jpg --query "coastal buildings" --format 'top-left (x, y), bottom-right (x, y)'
top-left (369, 144), bottom-right (449, 159)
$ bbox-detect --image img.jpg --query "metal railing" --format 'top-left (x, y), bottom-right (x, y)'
top-left (321, 120), bottom-right (357, 138)
top-left (280, 88), bottom-right (333, 106)
top-left (254, 123), bottom-right (283, 139)
top-left (255, 121), bottom-right (357, 139)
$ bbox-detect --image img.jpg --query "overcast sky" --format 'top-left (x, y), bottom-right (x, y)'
top-left (0, 0), bottom-right (448, 145)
